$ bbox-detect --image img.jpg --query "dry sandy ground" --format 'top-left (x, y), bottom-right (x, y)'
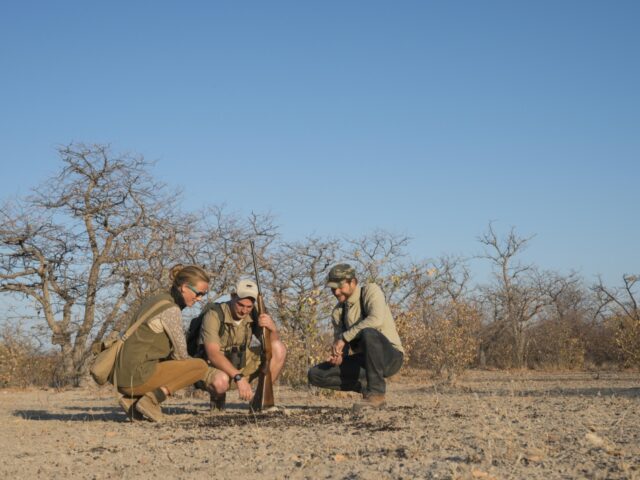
top-left (1, 370), bottom-right (639, 479)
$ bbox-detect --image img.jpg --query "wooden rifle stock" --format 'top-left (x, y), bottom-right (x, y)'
top-left (249, 241), bottom-right (275, 411)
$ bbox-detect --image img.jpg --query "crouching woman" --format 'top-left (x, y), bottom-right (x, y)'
top-left (114, 264), bottom-right (210, 422)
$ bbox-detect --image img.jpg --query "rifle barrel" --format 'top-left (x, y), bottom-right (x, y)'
top-left (250, 240), bottom-right (262, 294)
top-left (248, 239), bottom-right (275, 410)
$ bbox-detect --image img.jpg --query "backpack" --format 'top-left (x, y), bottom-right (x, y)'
top-left (186, 302), bottom-right (261, 357)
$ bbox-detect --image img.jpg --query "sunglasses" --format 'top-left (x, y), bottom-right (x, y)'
top-left (186, 284), bottom-right (207, 298)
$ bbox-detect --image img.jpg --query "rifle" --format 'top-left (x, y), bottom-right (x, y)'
top-left (249, 240), bottom-right (275, 411)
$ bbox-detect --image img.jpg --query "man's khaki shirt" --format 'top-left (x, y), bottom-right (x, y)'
top-left (199, 302), bottom-right (253, 351)
top-left (331, 283), bottom-right (404, 353)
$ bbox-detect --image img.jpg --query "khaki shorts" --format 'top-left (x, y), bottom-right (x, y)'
top-left (203, 345), bottom-right (262, 387)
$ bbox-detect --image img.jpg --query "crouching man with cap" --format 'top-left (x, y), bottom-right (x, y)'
top-left (308, 264), bottom-right (404, 409)
top-left (197, 279), bottom-right (287, 410)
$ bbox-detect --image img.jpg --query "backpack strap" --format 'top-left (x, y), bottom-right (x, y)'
top-left (341, 284), bottom-right (368, 331)
top-left (341, 285), bottom-right (368, 356)
top-left (198, 302), bottom-right (241, 346)
top-left (121, 298), bottom-right (174, 342)
top-left (359, 284), bottom-right (367, 318)
top-left (221, 303), bottom-right (253, 352)
top-left (209, 303), bottom-right (227, 339)
top-left (188, 302), bottom-right (226, 357)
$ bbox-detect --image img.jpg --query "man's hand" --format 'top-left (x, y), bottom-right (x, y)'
top-left (326, 338), bottom-right (347, 365)
top-left (327, 353), bottom-right (343, 366)
top-left (258, 313), bottom-right (277, 333)
top-left (236, 377), bottom-right (253, 401)
top-left (332, 338), bottom-right (346, 357)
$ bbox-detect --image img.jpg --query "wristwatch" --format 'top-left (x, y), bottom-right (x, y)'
top-left (232, 373), bottom-right (244, 383)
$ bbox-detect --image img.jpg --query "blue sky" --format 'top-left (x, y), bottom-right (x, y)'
top-left (1, 1), bottom-right (638, 286)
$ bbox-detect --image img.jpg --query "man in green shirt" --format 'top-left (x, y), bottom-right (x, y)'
top-left (308, 264), bottom-right (404, 409)
top-left (197, 279), bottom-right (287, 410)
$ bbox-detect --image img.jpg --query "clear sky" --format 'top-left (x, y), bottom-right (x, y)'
top-left (1, 1), bottom-right (638, 286)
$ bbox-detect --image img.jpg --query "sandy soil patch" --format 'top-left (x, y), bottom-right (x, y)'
top-left (1, 370), bottom-right (639, 479)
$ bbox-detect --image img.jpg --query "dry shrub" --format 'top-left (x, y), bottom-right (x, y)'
top-left (399, 301), bottom-right (480, 380)
top-left (394, 309), bottom-right (427, 367)
top-left (479, 323), bottom-right (517, 369)
top-left (611, 312), bottom-right (640, 367)
top-left (578, 319), bottom-right (620, 368)
top-left (0, 324), bottom-right (60, 387)
top-left (277, 328), bottom-right (330, 387)
top-left (527, 317), bottom-right (586, 369)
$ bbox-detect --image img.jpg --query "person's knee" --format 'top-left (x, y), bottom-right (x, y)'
top-left (307, 366), bottom-right (322, 386)
top-left (212, 373), bottom-right (230, 393)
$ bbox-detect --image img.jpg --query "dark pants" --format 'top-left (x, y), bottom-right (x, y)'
top-left (308, 328), bottom-right (403, 395)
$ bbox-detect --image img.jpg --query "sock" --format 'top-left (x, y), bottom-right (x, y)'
top-left (152, 388), bottom-right (167, 404)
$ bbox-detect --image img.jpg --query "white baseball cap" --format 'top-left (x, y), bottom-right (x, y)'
top-left (235, 279), bottom-right (259, 300)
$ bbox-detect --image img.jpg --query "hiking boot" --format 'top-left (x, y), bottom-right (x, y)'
top-left (352, 393), bottom-right (386, 412)
top-left (118, 395), bottom-right (144, 422)
top-left (135, 392), bottom-right (164, 422)
top-left (210, 392), bottom-right (226, 412)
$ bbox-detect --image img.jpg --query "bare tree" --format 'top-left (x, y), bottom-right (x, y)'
top-left (526, 272), bottom-right (591, 368)
top-left (341, 229), bottom-right (417, 308)
top-left (593, 274), bottom-right (640, 366)
top-left (187, 207), bottom-right (279, 298)
top-left (398, 254), bottom-right (472, 334)
top-left (398, 254), bottom-right (480, 376)
top-left (0, 143), bottom-right (183, 384)
top-left (262, 236), bottom-right (339, 385)
top-left (478, 223), bottom-right (547, 368)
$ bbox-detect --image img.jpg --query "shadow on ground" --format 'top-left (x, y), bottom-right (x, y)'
top-left (172, 405), bottom-right (414, 442)
top-left (12, 404), bottom-right (202, 422)
top-left (13, 408), bottom-right (126, 422)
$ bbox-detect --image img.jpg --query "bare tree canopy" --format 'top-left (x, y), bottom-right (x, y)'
top-left (593, 274), bottom-right (640, 367)
top-left (477, 223), bottom-right (549, 368)
top-left (1, 146), bottom-right (636, 387)
top-left (0, 144), bottom-right (186, 384)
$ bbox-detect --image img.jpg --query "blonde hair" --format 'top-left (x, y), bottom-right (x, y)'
top-left (169, 264), bottom-right (210, 288)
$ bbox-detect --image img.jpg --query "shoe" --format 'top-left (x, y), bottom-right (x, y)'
top-left (118, 395), bottom-right (144, 422)
top-left (352, 393), bottom-right (386, 412)
top-left (135, 392), bottom-right (164, 422)
top-left (210, 392), bottom-right (226, 412)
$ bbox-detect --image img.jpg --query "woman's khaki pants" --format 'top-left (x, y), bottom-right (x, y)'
top-left (119, 358), bottom-right (207, 397)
